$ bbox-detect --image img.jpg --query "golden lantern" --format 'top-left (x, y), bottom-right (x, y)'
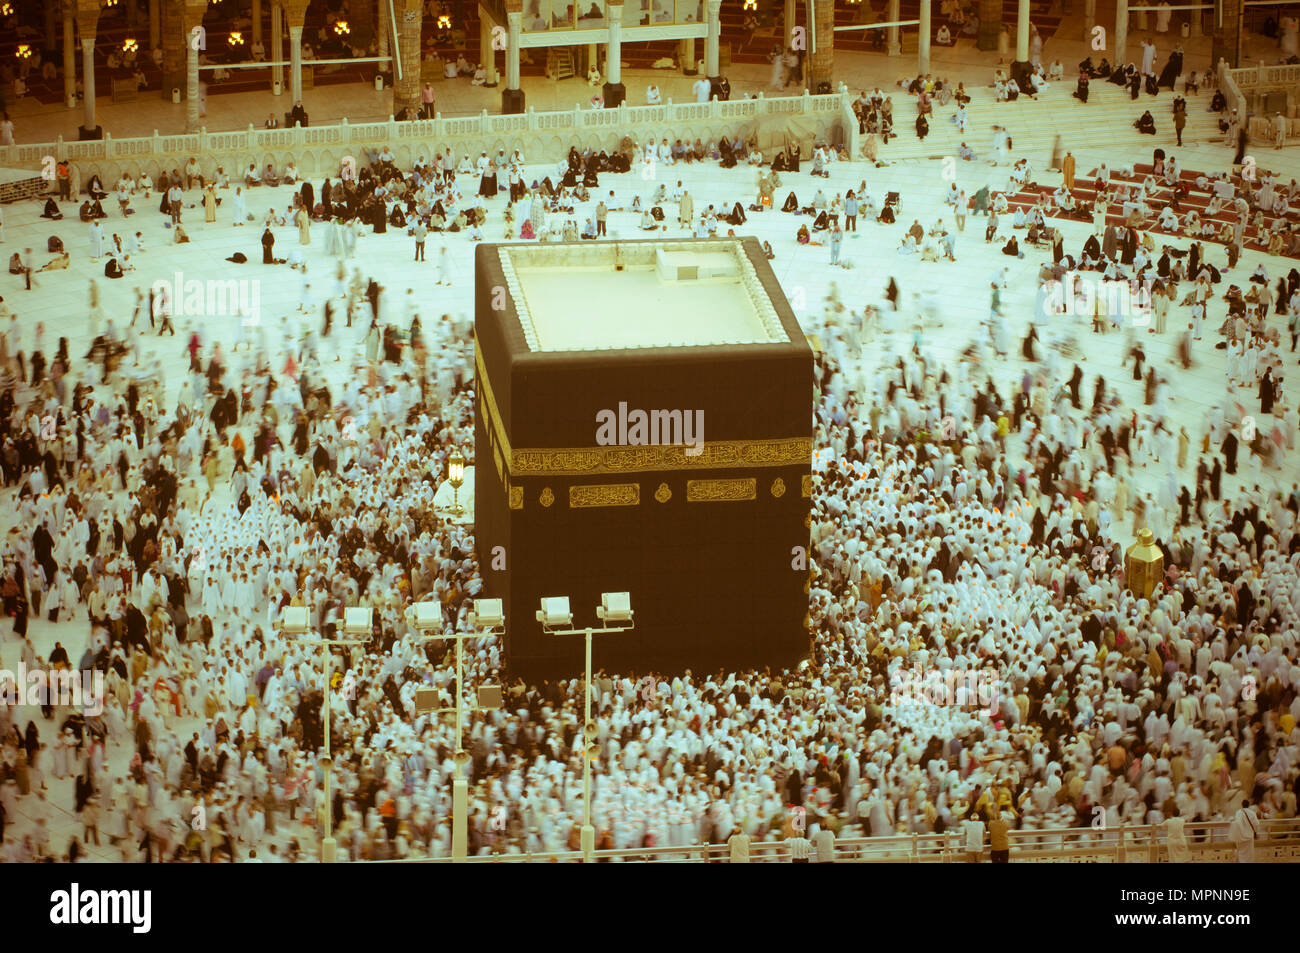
top-left (447, 447), bottom-right (466, 515)
top-left (101, 0), bottom-right (119, 8)
top-left (742, 0), bottom-right (757, 8)
top-left (228, 30), bottom-right (245, 46)
top-left (0, 3), bottom-right (14, 16)
top-left (1125, 528), bottom-right (1164, 600)
top-left (123, 38), bottom-right (138, 53)
top-left (15, 43), bottom-right (31, 59)
top-left (437, 14), bottom-right (451, 28)
top-left (334, 19), bottom-right (350, 35)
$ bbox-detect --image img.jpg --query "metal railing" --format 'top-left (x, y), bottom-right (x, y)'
top-left (378, 817), bottom-right (1300, 863)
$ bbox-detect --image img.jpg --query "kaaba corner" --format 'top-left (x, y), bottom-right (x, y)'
top-left (473, 237), bottom-right (813, 680)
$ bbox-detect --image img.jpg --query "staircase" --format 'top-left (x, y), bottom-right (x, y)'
top-left (870, 77), bottom-right (1226, 166)
top-left (547, 48), bottom-right (577, 81)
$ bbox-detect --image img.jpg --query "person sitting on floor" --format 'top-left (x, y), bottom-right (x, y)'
top-left (37, 250), bottom-right (71, 272)
top-left (41, 198), bottom-right (63, 220)
top-left (1134, 110), bottom-right (1157, 134)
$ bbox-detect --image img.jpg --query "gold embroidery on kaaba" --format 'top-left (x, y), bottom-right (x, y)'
top-left (475, 344), bottom-right (514, 463)
top-left (569, 484), bottom-right (641, 508)
top-left (511, 438), bottom-right (812, 477)
top-left (771, 478), bottom-right (786, 498)
top-left (801, 474), bottom-right (812, 498)
top-left (654, 482), bottom-right (672, 503)
top-left (540, 487), bottom-right (555, 507)
top-left (509, 485), bottom-right (523, 509)
top-left (686, 478), bottom-right (757, 502)
top-left (476, 347), bottom-right (812, 479)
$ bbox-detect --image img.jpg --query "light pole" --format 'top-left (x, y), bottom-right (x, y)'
top-left (536, 592), bottom-right (634, 863)
top-left (278, 604), bottom-right (373, 863)
top-left (407, 597), bottom-right (504, 861)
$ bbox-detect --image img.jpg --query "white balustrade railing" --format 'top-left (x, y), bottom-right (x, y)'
top-left (376, 817), bottom-right (1300, 864)
top-left (1218, 58), bottom-right (1249, 120)
top-left (0, 91), bottom-right (851, 186)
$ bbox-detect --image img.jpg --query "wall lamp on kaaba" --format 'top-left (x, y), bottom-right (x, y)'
top-left (447, 448), bottom-right (466, 515)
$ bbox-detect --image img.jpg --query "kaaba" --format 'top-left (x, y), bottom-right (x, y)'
top-left (474, 238), bottom-right (813, 680)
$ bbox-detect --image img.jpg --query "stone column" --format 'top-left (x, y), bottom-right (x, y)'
top-left (976, 0), bottom-right (1002, 51)
top-left (1189, 3), bottom-right (1201, 37)
top-left (785, 0), bottom-right (796, 48)
top-left (1082, 0), bottom-right (1094, 41)
top-left (75, 2), bottom-right (101, 136)
top-left (478, 17), bottom-right (489, 81)
top-left (378, 0), bottom-right (389, 61)
top-left (161, 0), bottom-right (186, 102)
top-left (149, 0), bottom-right (161, 50)
top-left (704, 0), bottom-right (721, 78)
top-left (1115, 0), bottom-right (1127, 69)
top-left (887, 0), bottom-right (900, 55)
top-left (289, 24), bottom-right (304, 103)
top-left (603, 2), bottom-right (625, 105)
top-left (679, 37), bottom-right (696, 74)
top-left (1211, 0), bottom-right (1242, 68)
top-left (272, 1), bottom-right (284, 90)
top-left (807, 0), bottom-right (833, 91)
top-left (391, 0), bottom-right (422, 117)
top-left (1015, 0), bottom-right (1029, 61)
top-left (81, 38), bottom-right (98, 133)
top-left (502, 5), bottom-right (524, 112)
top-left (183, 0), bottom-right (207, 127)
top-left (281, 0), bottom-right (309, 105)
top-left (252, 0), bottom-right (262, 47)
top-left (127, 0), bottom-right (139, 29)
top-left (186, 32), bottom-right (200, 130)
top-left (63, 10), bottom-right (77, 109)
top-left (918, 0), bottom-right (931, 75)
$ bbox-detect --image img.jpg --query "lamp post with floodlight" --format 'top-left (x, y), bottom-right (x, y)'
top-left (406, 597), bottom-right (504, 861)
top-left (536, 592), bottom-right (634, 863)
top-left (277, 604), bottom-right (372, 863)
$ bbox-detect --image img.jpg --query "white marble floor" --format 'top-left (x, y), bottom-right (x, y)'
top-left (1, 74), bottom-right (1299, 860)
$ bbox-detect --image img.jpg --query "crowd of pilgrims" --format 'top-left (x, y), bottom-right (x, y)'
top-left (0, 118), bottom-right (1298, 861)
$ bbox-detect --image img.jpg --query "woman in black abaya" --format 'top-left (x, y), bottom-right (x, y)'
top-left (1157, 47), bottom-right (1183, 89)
